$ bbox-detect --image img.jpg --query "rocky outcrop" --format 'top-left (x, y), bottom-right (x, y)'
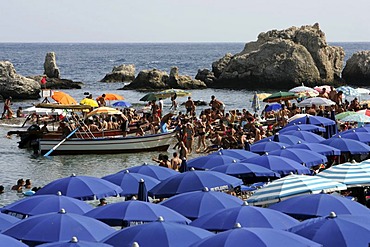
top-left (167, 67), bottom-right (206, 89)
top-left (195, 69), bottom-right (216, 86)
top-left (123, 67), bottom-right (206, 90)
top-left (0, 61), bottom-right (40, 99)
top-left (44, 52), bottom-right (60, 79)
top-left (342, 51), bottom-right (370, 85)
top-left (205, 23), bottom-right (345, 89)
top-left (28, 75), bottom-right (83, 89)
top-left (100, 64), bottom-right (135, 82)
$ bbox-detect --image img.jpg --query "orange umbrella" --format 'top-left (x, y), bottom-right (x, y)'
top-left (51, 91), bottom-right (77, 105)
top-left (103, 93), bottom-right (124, 101)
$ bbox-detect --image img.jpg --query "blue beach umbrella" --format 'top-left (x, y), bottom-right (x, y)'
top-left (250, 140), bottom-right (288, 154)
top-left (0, 234), bottom-right (27, 247)
top-left (336, 85), bottom-right (360, 97)
top-left (103, 217), bottom-right (214, 247)
top-left (102, 170), bottom-right (160, 197)
top-left (149, 170), bottom-right (243, 198)
top-left (210, 162), bottom-right (280, 180)
top-left (268, 147), bottom-right (328, 168)
top-left (289, 213), bottom-right (370, 247)
top-left (0, 212), bottom-right (20, 231)
top-left (321, 136), bottom-right (370, 154)
top-left (316, 161), bottom-right (370, 187)
top-left (265, 103), bottom-right (281, 112)
top-left (269, 194), bottom-right (370, 220)
top-left (246, 174), bottom-right (347, 206)
top-left (2, 209), bottom-right (115, 246)
top-left (35, 174), bottom-right (122, 200)
top-left (38, 237), bottom-right (113, 247)
top-left (159, 187), bottom-right (243, 220)
top-left (210, 148), bottom-right (258, 160)
top-left (340, 126), bottom-right (370, 135)
top-left (190, 201), bottom-right (299, 231)
top-left (336, 131), bottom-right (370, 144)
top-left (286, 143), bottom-right (341, 156)
top-left (244, 154), bottom-right (311, 176)
top-left (187, 153), bottom-right (239, 170)
top-left (287, 115), bottom-right (335, 127)
top-left (191, 224), bottom-right (321, 247)
top-left (280, 130), bottom-right (325, 143)
top-left (1, 192), bottom-right (93, 218)
top-left (112, 101), bottom-right (132, 108)
top-left (279, 124), bottom-right (326, 133)
top-left (254, 134), bottom-right (305, 145)
top-left (84, 200), bottom-right (190, 227)
top-left (126, 163), bottom-right (179, 181)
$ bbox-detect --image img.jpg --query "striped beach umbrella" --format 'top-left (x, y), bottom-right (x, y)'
top-left (247, 174), bottom-right (347, 206)
top-left (316, 161), bottom-right (370, 187)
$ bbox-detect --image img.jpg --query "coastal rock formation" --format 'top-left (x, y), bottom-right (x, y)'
top-left (100, 64), bottom-right (135, 82)
top-left (125, 69), bottom-right (169, 89)
top-left (44, 52), bottom-right (61, 79)
top-left (195, 69), bottom-right (216, 86)
top-left (167, 67), bottom-right (206, 89)
top-left (204, 23), bottom-right (345, 89)
top-left (28, 75), bottom-right (83, 89)
top-left (123, 68), bottom-right (206, 90)
top-left (342, 51), bottom-right (370, 85)
top-left (0, 61), bottom-right (40, 99)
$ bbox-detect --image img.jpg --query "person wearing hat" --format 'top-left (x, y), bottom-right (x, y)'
top-left (1, 96), bottom-right (13, 119)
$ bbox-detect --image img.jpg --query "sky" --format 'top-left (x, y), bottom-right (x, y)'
top-left (1, 0), bottom-right (370, 43)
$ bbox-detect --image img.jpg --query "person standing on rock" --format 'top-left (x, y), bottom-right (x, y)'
top-left (2, 96), bottom-right (13, 119)
top-left (40, 75), bottom-right (47, 89)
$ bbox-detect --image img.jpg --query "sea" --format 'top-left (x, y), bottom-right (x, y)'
top-left (0, 42), bottom-right (370, 206)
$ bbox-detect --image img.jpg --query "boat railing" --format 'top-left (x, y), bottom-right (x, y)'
top-left (68, 115), bottom-right (96, 140)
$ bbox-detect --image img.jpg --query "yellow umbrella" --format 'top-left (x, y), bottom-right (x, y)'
top-left (51, 91), bottom-right (77, 105)
top-left (80, 98), bottom-right (99, 108)
top-left (86, 107), bottom-right (122, 117)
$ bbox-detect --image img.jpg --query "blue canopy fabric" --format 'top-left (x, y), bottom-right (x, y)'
top-left (159, 188), bottom-right (243, 220)
top-left (84, 200), bottom-right (190, 226)
top-left (209, 149), bottom-right (258, 160)
top-left (149, 170), bottom-right (242, 198)
top-left (321, 137), bottom-right (370, 154)
top-left (269, 194), bottom-right (370, 220)
top-left (250, 141), bottom-right (288, 154)
top-left (265, 103), bottom-right (281, 112)
top-left (102, 170), bottom-right (160, 197)
top-left (35, 174), bottom-right (122, 200)
top-left (289, 213), bottom-right (370, 247)
top-left (268, 148), bottom-right (328, 168)
top-left (316, 161), bottom-right (370, 187)
top-left (244, 155), bottom-right (311, 176)
top-left (287, 115), bottom-right (337, 138)
top-left (280, 130), bottom-right (325, 143)
top-left (187, 153), bottom-right (239, 170)
top-left (0, 234), bottom-right (27, 247)
top-left (191, 226), bottom-right (321, 247)
top-left (126, 163), bottom-right (179, 181)
top-left (2, 210), bottom-right (115, 246)
top-left (0, 212), bottom-right (20, 231)
top-left (279, 124), bottom-right (326, 133)
top-left (37, 238), bottom-right (112, 247)
top-left (286, 143), bottom-right (341, 156)
top-left (337, 132), bottom-right (370, 144)
top-left (254, 134), bottom-right (306, 145)
top-left (210, 162), bottom-right (280, 179)
top-left (112, 101), bottom-right (132, 108)
top-left (190, 202), bottom-right (299, 231)
top-left (103, 218), bottom-right (214, 247)
top-left (1, 193), bottom-right (93, 218)
top-left (246, 174), bottom-right (347, 206)
top-left (340, 126), bottom-right (370, 135)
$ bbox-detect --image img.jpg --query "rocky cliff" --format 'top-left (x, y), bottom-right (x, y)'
top-left (342, 51), bottom-right (370, 86)
top-left (100, 64), bottom-right (135, 82)
top-left (200, 23), bottom-right (345, 89)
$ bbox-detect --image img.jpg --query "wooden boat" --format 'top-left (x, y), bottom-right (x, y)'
top-left (39, 131), bottom-right (175, 155)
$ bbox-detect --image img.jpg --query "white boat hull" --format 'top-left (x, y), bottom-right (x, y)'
top-left (40, 132), bottom-right (175, 155)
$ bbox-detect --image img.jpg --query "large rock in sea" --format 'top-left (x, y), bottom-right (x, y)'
top-left (0, 61), bottom-right (40, 99)
top-left (195, 69), bottom-right (216, 87)
top-left (44, 52), bottom-right (61, 79)
top-left (342, 51), bottom-right (370, 85)
top-left (100, 64), bottom-right (135, 82)
top-left (167, 67), bottom-right (206, 89)
top-left (123, 68), bottom-right (206, 90)
top-left (206, 23), bottom-right (345, 89)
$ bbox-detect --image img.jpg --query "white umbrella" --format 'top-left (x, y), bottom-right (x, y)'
top-left (317, 161), bottom-right (370, 187)
top-left (289, 85), bottom-right (319, 97)
top-left (247, 174), bottom-right (347, 206)
top-left (287, 114), bottom-right (309, 123)
top-left (23, 106), bottom-right (64, 116)
top-left (297, 97), bottom-right (336, 107)
top-left (356, 88), bottom-right (370, 95)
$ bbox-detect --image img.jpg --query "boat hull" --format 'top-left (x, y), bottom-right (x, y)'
top-left (40, 132), bottom-right (175, 155)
